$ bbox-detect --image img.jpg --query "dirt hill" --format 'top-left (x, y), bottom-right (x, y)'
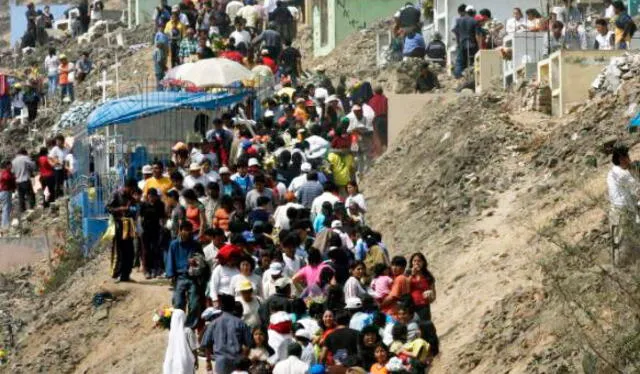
top-left (362, 83), bottom-right (640, 372)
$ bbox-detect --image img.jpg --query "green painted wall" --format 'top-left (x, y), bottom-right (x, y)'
top-left (334, 0), bottom-right (405, 45)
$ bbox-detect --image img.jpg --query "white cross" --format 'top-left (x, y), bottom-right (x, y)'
top-left (96, 70), bottom-right (113, 103)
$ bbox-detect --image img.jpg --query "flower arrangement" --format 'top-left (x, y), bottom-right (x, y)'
top-left (152, 307), bottom-right (173, 329)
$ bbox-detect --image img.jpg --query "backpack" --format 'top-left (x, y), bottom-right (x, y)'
top-left (188, 252), bottom-right (209, 280)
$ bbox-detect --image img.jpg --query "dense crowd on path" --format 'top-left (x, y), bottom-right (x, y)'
top-left (99, 2), bottom-right (442, 374)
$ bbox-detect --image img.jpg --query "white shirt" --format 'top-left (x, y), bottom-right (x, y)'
top-left (283, 254), bottom-right (303, 278)
top-left (343, 276), bottom-right (366, 299)
top-left (44, 55), bottom-right (59, 76)
top-left (505, 17), bottom-right (527, 34)
top-left (65, 153), bottom-right (76, 174)
top-left (595, 31), bottom-right (614, 50)
top-left (607, 165), bottom-right (639, 208)
top-left (179, 13), bottom-right (190, 26)
top-left (209, 265), bottom-right (240, 302)
top-left (264, 0), bottom-right (277, 14)
top-left (237, 5), bottom-right (260, 28)
top-left (48, 146), bottom-right (66, 171)
top-left (11, 92), bottom-right (24, 109)
top-left (230, 29), bottom-right (252, 47)
top-left (273, 202), bottom-right (304, 230)
top-left (184, 175), bottom-right (207, 190)
top-left (273, 356), bottom-right (309, 374)
top-left (236, 296), bottom-right (262, 328)
top-left (346, 112), bottom-right (372, 133)
top-left (345, 193), bottom-right (367, 212)
top-left (203, 242), bottom-right (218, 269)
top-left (305, 135), bottom-right (330, 160)
top-left (605, 4), bottom-right (615, 18)
top-left (310, 192), bottom-right (341, 218)
top-left (288, 174), bottom-right (307, 192)
top-left (226, 0), bottom-right (244, 20)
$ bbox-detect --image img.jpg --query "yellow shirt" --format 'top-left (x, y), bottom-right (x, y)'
top-left (143, 176), bottom-right (173, 198)
top-left (403, 338), bottom-right (430, 363)
top-left (164, 20), bottom-right (185, 37)
top-left (370, 363), bottom-right (388, 374)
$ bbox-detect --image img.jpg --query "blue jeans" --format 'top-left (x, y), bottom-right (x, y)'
top-left (0, 191), bottom-right (12, 228)
top-left (173, 275), bottom-right (201, 329)
top-left (47, 74), bottom-right (58, 96)
top-left (60, 83), bottom-right (74, 101)
top-left (454, 44), bottom-right (477, 78)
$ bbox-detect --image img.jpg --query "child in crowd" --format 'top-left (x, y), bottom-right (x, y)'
top-left (248, 327), bottom-right (274, 365)
top-left (370, 263), bottom-right (393, 303)
top-left (370, 343), bottom-right (391, 374)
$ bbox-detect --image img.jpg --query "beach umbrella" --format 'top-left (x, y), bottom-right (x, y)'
top-left (175, 58), bottom-right (252, 88)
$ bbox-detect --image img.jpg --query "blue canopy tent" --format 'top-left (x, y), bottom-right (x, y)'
top-left (75, 90), bottom-right (251, 248)
top-left (87, 90), bottom-right (250, 132)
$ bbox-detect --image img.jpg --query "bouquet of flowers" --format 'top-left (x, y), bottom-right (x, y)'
top-left (152, 307), bottom-right (173, 329)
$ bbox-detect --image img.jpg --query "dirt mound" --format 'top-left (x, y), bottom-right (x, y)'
top-left (361, 57), bottom-right (640, 372)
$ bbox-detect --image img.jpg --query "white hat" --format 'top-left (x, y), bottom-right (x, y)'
top-left (352, 104), bottom-right (362, 111)
top-left (189, 163), bottom-right (201, 172)
top-left (142, 165), bottom-right (152, 175)
top-left (465, 5), bottom-right (475, 11)
top-left (269, 262), bottom-right (283, 274)
top-left (248, 158), bottom-right (260, 167)
top-left (326, 95), bottom-right (339, 103)
top-left (219, 166), bottom-right (231, 174)
top-left (301, 162), bottom-right (312, 172)
top-left (331, 220), bottom-right (342, 229)
top-left (345, 297), bottom-right (363, 309)
top-left (295, 329), bottom-right (312, 340)
top-left (274, 277), bottom-right (292, 289)
top-left (172, 4), bottom-right (180, 11)
top-left (315, 64), bottom-right (326, 72)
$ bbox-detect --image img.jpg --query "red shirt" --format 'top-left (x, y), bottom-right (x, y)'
top-left (220, 50), bottom-right (244, 63)
top-left (368, 93), bottom-right (388, 117)
top-left (409, 275), bottom-right (430, 307)
top-left (38, 155), bottom-right (55, 178)
top-left (0, 169), bottom-right (16, 192)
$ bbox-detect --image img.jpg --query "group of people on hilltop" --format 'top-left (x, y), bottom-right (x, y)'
top-left (0, 134), bottom-right (75, 232)
top-left (152, 0), bottom-right (302, 90)
top-left (22, 0), bottom-right (105, 48)
top-left (452, 0), bottom-right (637, 79)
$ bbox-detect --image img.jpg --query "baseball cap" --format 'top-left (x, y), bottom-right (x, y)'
top-left (465, 5), bottom-right (475, 11)
top-left (238, 280), bottom-right (253, 292)
top-left (269, 262), bottom-right (283, 274)
top-left (352, 104), bottom-right (362, 111)
top-left (345, 297), bottom-right (362, 309)
top-left (189, 162), bottom-right (201, 171)
top-left (219, 166), bottom-right (231, 174)
top-left (301, 162), bottom-right (312, 172)
top-left (142, 165), bottom-right (152, 175)
top-left (331, 220), bottom-right (342, 229)
top-left (248, 158), bottom-right (260, 167)
top-left (274, 277), bottom-right (292, 289)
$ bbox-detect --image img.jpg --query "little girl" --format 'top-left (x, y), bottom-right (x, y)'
top-left (370, 263), bottom-right (393, 303)
top-left (248, 327), bottom-right (275, 365)
top-left (370, 343), bottom-right (390, 374)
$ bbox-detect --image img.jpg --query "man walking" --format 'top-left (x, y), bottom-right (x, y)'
top-left (107, 179), bottom-right (138, 282)
top-left (12, 148), bottom-right (36, 213)
top-left (49, 134), bottom-right (67, 199)
top-left (166, 221), bottom-right (204, 328)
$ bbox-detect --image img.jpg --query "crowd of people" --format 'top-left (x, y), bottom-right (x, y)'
top-left (0, 134), bottom-right (75, 231)
top-left (96, 3), bottom-right (439, 374)
top-left (451, 0), bottom-right (637, 79)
